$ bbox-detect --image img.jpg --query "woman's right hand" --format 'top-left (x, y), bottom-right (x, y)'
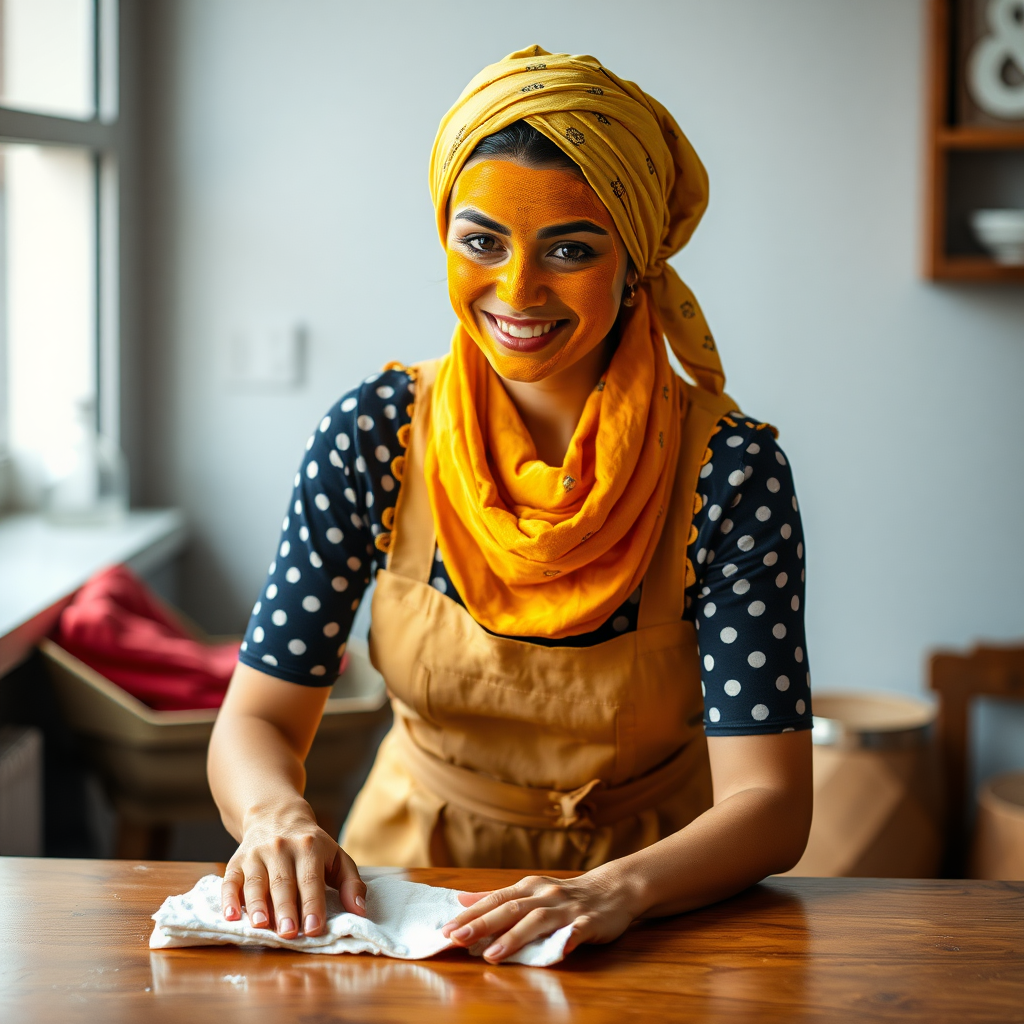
top-left (220, 800), bottom-right (366, 939)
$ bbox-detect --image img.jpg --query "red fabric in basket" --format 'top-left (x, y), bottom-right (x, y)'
top-left (54, 565), bottom-right (240, 711)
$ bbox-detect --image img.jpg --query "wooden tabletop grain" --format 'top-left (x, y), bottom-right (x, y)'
top-left (0, 858), bottom-right (1020, 1023)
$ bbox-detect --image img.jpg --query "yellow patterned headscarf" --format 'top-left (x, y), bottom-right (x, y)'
top-left (430, 44), bottom-right (724, 395)
top-left (422, 46), bottom-right (724, 638)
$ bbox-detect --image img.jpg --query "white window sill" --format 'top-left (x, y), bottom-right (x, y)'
top-left (0, 509), bottom-right (187, 676)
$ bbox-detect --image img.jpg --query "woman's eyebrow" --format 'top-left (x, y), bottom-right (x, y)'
top-left (453, 209), bottom-right (511, 235)
top-left (537, 220), bottom-right (609, 239)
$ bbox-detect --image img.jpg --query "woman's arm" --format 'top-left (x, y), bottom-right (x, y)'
top-left (210, 371), bottom-right (417, 937)
top-left (208, 662), bottom-right (366, 938)
top-left (440, 729), bottom-right (812, 961)
top-left (622, 730), bottom-right (812, 916)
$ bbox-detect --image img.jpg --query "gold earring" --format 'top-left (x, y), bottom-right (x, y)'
top-left (623, 282), bottom-right (637, 307)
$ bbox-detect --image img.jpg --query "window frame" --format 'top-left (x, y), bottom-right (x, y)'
top-left (0, 0), bottom-right (124, 507)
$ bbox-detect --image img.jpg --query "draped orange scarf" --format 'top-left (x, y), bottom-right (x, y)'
top-left (423, 46), bottom-right (726, 638)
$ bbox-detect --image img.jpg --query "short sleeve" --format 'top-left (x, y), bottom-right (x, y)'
top-left (688, 414), bottom-right (812, 735)
top-left (237, 368), bottom-right (414, 685)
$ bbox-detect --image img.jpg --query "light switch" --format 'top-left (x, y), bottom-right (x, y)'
top-left (225, 325), bottom-right (306, 389)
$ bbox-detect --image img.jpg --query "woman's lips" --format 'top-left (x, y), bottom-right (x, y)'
top-left (483, 312), bottom-right (569, 353)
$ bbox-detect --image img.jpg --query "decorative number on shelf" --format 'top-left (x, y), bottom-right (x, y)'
top-left (967, 0), bottom-right (1024, 118)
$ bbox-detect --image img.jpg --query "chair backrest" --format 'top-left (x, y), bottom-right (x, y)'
top-left (929, 643), bottom-right (1024, 874)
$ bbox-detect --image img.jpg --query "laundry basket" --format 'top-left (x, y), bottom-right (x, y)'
top-left (970, 772), bottom-right (1024, 880)
top-left (782, 691), bottom-right (942, 877)
top-left (38, 635), bottom-right (391, 856)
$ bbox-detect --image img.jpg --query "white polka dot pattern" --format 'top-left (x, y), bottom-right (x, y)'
top-left (690, 414), bottom-right (810, 735)
top-left (240, 376), bottom-right (810, 735)
top-left (239, 370), bottom-right (416, 686)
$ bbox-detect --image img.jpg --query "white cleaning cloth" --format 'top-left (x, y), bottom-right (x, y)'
top-left (150, 874), bottom-right (572, 967)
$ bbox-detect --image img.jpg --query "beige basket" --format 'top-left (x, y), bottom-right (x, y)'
top-left (970, 772), bottom-right (1024, 880)
top-left (38, 635), bottom-right (391, 825)
top-left (783, 691), bottom-right (943, 878)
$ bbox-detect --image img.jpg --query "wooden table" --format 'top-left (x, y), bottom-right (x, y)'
top-left (1, 859), bottom-right (1021, 1022)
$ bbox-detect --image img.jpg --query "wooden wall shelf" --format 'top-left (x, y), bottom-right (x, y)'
top-left (930, 255), bottom-right (1024, 282)
top-left (925, 0), bottom-right (1024, 283)
top-left (936, 127), bottom-right (1024, 150)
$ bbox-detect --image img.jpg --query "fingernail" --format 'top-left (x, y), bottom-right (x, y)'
top-left (279, 918), bottom-right (295, 935)
top-left (304, 914), bottom-right (318, 935)
top-left (483, 942), bottom-right (503, 960)
top-left (224, 906), bottom-right (240, 921)
top-left (354, 895), bottom-right (366, 912)
top-left (452, 926), bottom-right (472, 941)
top-left (251, 910), bottom-right (268, 927)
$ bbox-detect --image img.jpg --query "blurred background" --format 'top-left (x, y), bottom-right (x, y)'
top-left (0, 0), bottom-right (1022, 868)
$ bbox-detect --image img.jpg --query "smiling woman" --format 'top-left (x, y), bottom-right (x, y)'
top-left (207, 45), bottom-right (813, 966)
top-left (446, 157), bottom-right (630, 384)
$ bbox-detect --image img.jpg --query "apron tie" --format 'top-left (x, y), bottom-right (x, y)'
top-left (390, 716), bottom-right (704, 833)
top-left (546, 779), bottom-right (603, 830)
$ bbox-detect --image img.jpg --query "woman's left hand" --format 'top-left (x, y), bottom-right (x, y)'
top-left (440, 869), bottom-right (640, 963)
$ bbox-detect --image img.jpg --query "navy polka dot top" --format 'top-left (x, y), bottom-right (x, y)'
top-left (239, 368), bottom-right (812, 736)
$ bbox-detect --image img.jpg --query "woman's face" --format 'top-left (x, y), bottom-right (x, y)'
top-left (446, 158), bottom-right (632, 383)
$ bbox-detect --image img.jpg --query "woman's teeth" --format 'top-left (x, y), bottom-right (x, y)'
top-left (495, 318), bottom-right (557, 339)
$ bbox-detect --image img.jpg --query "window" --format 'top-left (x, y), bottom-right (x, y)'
top-left (0, 0), bottom-right (120, 509)
top-left (1, 0), bottom-right (97, 120)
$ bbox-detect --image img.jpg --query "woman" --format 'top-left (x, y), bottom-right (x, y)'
top-left (208, 45), bottom-right (812, 964)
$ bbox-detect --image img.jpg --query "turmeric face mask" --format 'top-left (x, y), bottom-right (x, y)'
top-left (446, 159), bottom-right (628, 382)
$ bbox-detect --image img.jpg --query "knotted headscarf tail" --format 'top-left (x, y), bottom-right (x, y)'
top-left (420, 45), bottom-right (729, 639)
top-left (429, 44), bottom-right (725, 396)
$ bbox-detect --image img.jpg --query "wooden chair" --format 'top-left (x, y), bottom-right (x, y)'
top-left (929, 642), bottom-right (1024, 875)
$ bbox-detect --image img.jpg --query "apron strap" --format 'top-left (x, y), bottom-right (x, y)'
top-left (385, 359), bottom-right (440, 584)
top-left (637, 383), bottom-right (739, 630)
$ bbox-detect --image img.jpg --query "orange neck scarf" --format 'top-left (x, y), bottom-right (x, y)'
top-left (421, 45), bottom-right (726, 638)
top-left (425, 288), bottom-right (682, 639)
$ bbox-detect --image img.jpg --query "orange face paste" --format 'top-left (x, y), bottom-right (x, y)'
top-left (446, 160), bottom-right (625, 382)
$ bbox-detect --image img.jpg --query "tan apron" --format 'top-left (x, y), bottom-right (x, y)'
top-left (342, 362), bottom-right (734, 870)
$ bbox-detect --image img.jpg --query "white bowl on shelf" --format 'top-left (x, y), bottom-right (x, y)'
top-left (970, 209), bottom-right (1024, 266)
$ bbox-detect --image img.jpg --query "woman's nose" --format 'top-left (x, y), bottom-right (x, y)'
top-left (496, 250), bottom-right (546, 310)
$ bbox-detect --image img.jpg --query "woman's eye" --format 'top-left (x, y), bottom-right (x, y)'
top-left (551, 243), bottom-right (592, 263)
top-left (464, 234), bottom-right (501, 254)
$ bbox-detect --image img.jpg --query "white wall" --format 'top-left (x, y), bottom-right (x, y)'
top-left (141, 0), bottom-right (1024, 784)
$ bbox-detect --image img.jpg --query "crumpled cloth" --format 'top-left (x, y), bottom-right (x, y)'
top-left (150, 874), bottom-right (572, 968)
